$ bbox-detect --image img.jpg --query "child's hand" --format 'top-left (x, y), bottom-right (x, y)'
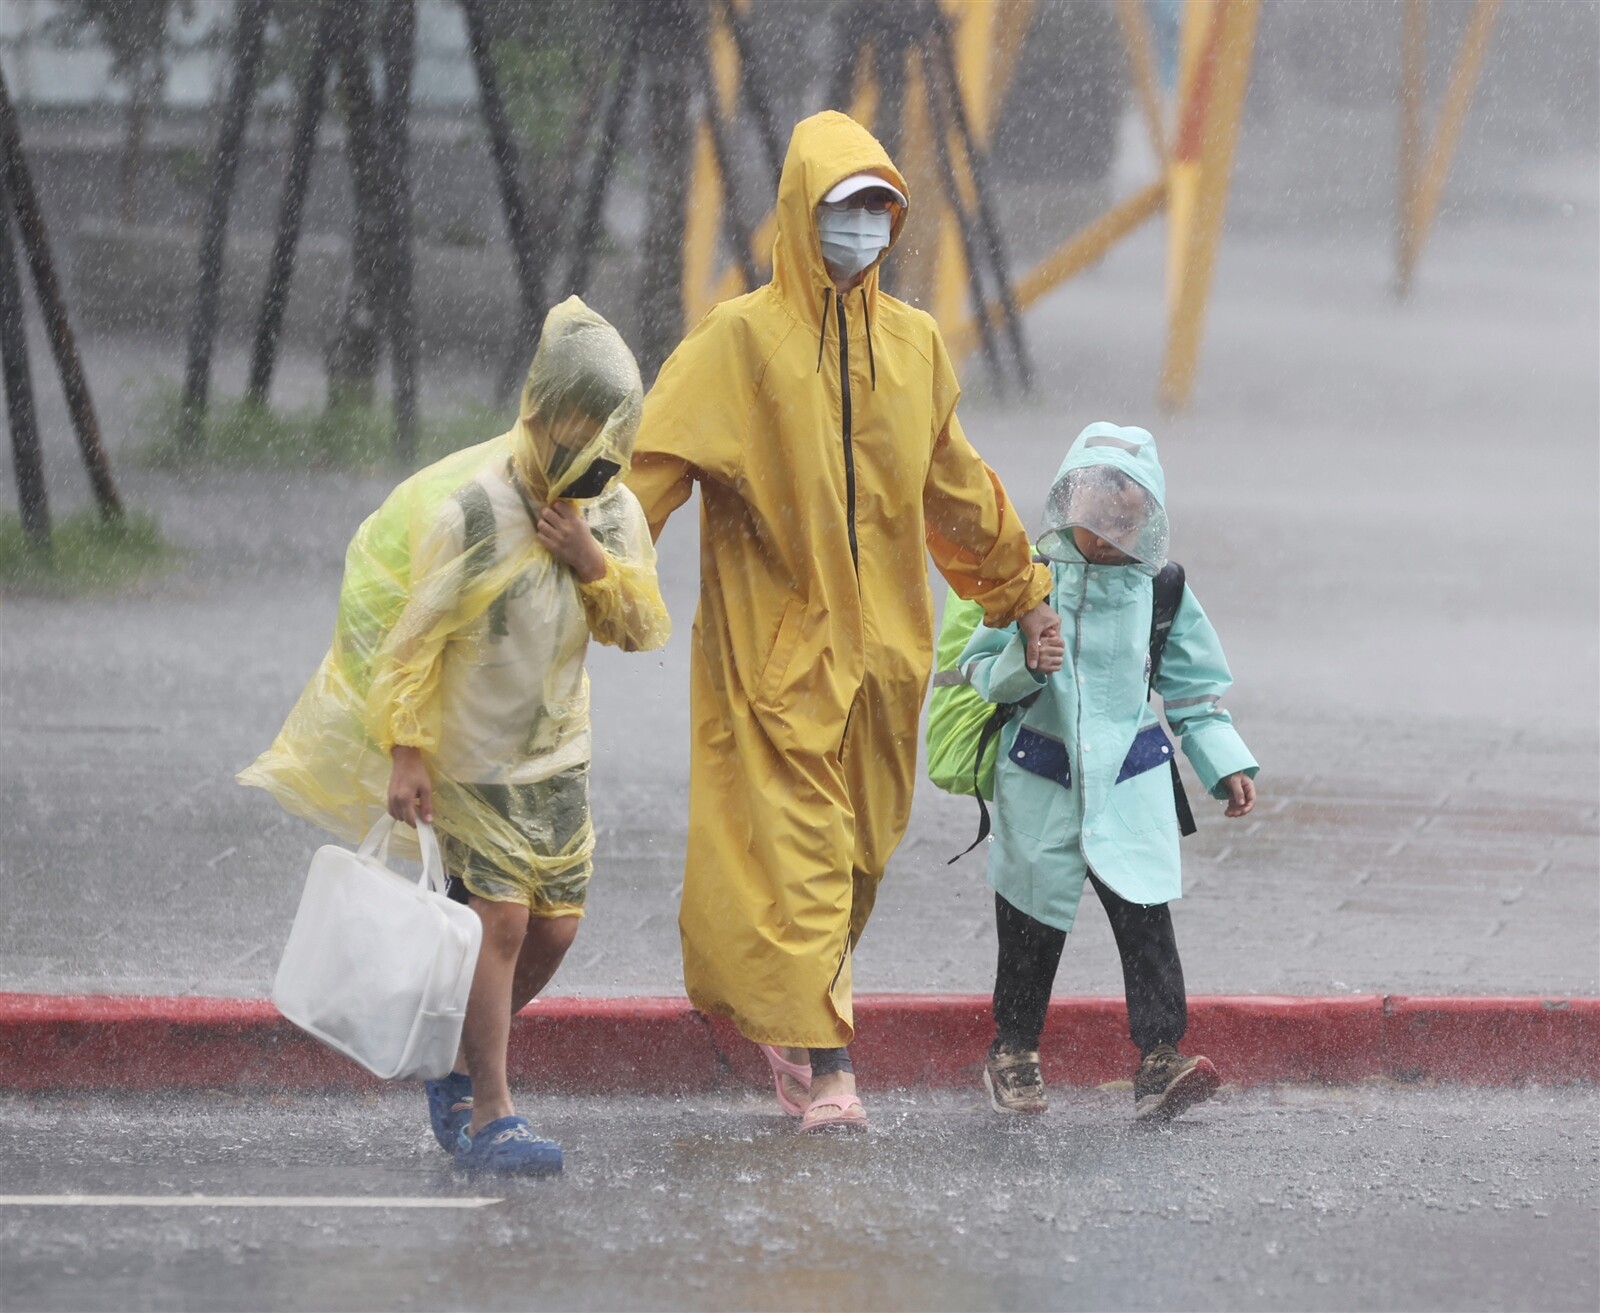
top-left (1221, 772), bottom-right (1256, 818)
top-left (537, 501), bottom-right (607, 583)
top-left (388, 745), bottom-right (434, 826)
top-left (1034, 630), bottom-right (1066, 674)
top-left (1018, 602), bottom-right (1062, 671)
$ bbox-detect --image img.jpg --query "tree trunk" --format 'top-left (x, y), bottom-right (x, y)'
top-left (326, 2), bottom-right (385, 415)
top-left (180, 0), bottom-right (272, 450)
top-left (0, 166), bottom-right (47, 550)
top-left (636, 0), bottom-right (695, 381)
top-left (564, 12), bottom-right (641, 301)
top-left (247, 0), bottom-right (338, 408)
top-left (117, 66), bottom-right (157, 226)
top-left (379, 0), bottom-right (419, 460)
top-left (0, 62), bottom-right (121, 517)
top-left (460, 0), bottom-right (545, 368)
top-left (179, 0), bottom-right (271, 454)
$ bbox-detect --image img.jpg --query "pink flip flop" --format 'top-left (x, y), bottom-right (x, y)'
top-left (758, 1044), bottom-right (812, 1117)
top-left (799, 1092), bottom-right (868, 1134)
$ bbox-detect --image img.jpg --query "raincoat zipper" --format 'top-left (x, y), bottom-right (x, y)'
top-left (836, 292), bottom-right (859, 573)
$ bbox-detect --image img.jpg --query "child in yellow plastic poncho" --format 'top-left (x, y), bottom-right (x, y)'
top-left (240, 298), bottom-right (670, 1175)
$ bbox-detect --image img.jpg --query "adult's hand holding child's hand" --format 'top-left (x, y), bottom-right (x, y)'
top-left (388, 745), bottom-right (434, 826)
top-left (1221, 772), bottom-right (1256, 818)
top-left (537, 502), bottom-right (607, 583)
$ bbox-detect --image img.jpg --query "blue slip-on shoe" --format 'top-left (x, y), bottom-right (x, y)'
top-left (424, 1071), bottom-right (474, 1153)
top-left (454, 1115), bottom-right (563, 1176)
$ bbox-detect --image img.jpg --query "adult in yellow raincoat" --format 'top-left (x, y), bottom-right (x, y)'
top-left (628, 111), bottom-right (1058, 1130)
top-left (242, 297), bottom-right (670, 1172)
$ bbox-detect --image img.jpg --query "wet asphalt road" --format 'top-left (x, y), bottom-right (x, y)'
top-left (2, 1085), bottom-right (1596, 1312)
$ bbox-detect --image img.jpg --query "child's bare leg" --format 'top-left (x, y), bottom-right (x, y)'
top-left (509, 913), bottom-right (580, 1014)
top-left (449, 912), bottom-right (580, 1075)
top-left (462, 895), bottom-right (530, 1134)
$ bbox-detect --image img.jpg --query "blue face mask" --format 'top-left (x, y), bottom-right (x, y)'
top-left (816, 207), bottom-right (893, 279)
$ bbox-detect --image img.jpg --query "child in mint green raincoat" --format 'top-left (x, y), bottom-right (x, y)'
top-left (957, 422), bottom-right (1258, 1122)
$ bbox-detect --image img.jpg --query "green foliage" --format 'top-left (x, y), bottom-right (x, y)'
top-left (0, 510), bottom-right (172, 596)
top-left (419, 217), bottom-right (490, 251)
top-left (134, 383), bottom-right (506, 473)
top-left (166, 144), bottom-right (209, 196)
top-left (493, 38), bottom-right (588, 165)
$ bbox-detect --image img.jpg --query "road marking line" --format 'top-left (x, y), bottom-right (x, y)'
top-left (0, 1195), bottom-right (500, 1209)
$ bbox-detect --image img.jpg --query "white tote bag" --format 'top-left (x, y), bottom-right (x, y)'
top-left (272, 816), bottom-right (482, 1081)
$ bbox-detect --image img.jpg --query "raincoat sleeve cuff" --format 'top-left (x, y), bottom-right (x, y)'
top-left (374, 704), bottom-right (441, 757)
top-left (576, 553), bottom-right (672, 652)
top-left (1179, 723), bottom-right (1259, 798)
top-left (963, 632), bottom-right (1048, 705)
top-left (996, 563), bottom-right (1053, 626)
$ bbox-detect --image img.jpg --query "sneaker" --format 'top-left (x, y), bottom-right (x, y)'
top-left (424, 1071), bottom-right (473, 1153)
top-left (984, 1046), bottom-right (1048, 1114)
top-left (454, 1115), bottom-right (563, 1176)
top-left (1133, 1044), bottom-right (1219, 1122)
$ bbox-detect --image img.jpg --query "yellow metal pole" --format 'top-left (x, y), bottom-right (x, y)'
top-left (683, 3), bottom-right (744, 325)
top-left (984, 0), bottom-right (1036, 145)
top-left (1396, 0), bottom-right (1427, 298)
top-left (683, 127), bottom-right (722, 327)
top-left (1402, 0), bottom-right (1500, 298)
top-left (940, 0), bottom-right (1035, 147)
top-left (899, 42), bottom-right (943, 315)
top-left (1175, 0), bottom-right (1214, 113)
top-left (1115, 0), bottom-right (1169, 162)
top-left (948, 178), bottom-right (1167, 359)
top-left (1165, 0), bottom-right (1218, 308)
top-left (946, 0), bottom-right (998, 144)
top-left (1159, 0), bottom-right (1259, 412)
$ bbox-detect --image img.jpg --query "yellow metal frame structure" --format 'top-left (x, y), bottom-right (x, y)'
top-left (681, 0), bottom-right (1498, 412)
top-left (1396, 0), bottom-right (1502, 299)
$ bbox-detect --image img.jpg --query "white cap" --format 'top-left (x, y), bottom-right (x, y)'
top-left (821, 172), bottom-right (907, 207)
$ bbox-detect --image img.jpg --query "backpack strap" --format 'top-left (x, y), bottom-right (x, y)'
top-left (1148, 562), bottom-right (1197, 838)
top-left (1147, 561), bottom-right (1185, 688)
top-left (947, 702), bottom-right (1014, 865)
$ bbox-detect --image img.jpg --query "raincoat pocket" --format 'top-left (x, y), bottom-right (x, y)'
top-left (1111, 726), bottom-right (1179, 836)
top-left (1008, 725), bottom-right (1072, 790)
top-left (754, 598), bottom-right (804, 708)
top-left (996, 745), bottom-right (1071, 842)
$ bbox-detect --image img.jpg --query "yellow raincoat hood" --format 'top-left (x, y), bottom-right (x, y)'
top-left (770, 110), bottom-right (909, 328)
top-left (627, 112), bottom-right (1048, 1047)
top-left (241, 297), bottom-right (668, 884)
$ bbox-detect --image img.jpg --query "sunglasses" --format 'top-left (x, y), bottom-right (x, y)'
top-left (822, 192), bottom-right (901, 216)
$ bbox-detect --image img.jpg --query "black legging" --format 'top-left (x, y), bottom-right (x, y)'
top-left (808, 1046), bottom-right (853, 1077)
top-left (992, 874), bottom-right (1187, 1057)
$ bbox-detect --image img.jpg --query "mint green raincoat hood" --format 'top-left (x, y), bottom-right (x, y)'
top-left (1038, 422), bottom-right (1170, 575)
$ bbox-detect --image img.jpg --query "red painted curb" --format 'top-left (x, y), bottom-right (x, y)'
top-left (1, 993), bottom-right (1595, 1094)
top-left (1384, 996), bottom-right (1600, 1086)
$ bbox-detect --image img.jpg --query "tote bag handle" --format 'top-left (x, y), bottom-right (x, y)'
top-left (357, 816), bottom-right (447, 896)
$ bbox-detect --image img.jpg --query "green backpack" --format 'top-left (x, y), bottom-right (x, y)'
top-left (927, 587), bottom-right (1008, 799)
top-left (926, 561), bottom-right (1195, 862)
